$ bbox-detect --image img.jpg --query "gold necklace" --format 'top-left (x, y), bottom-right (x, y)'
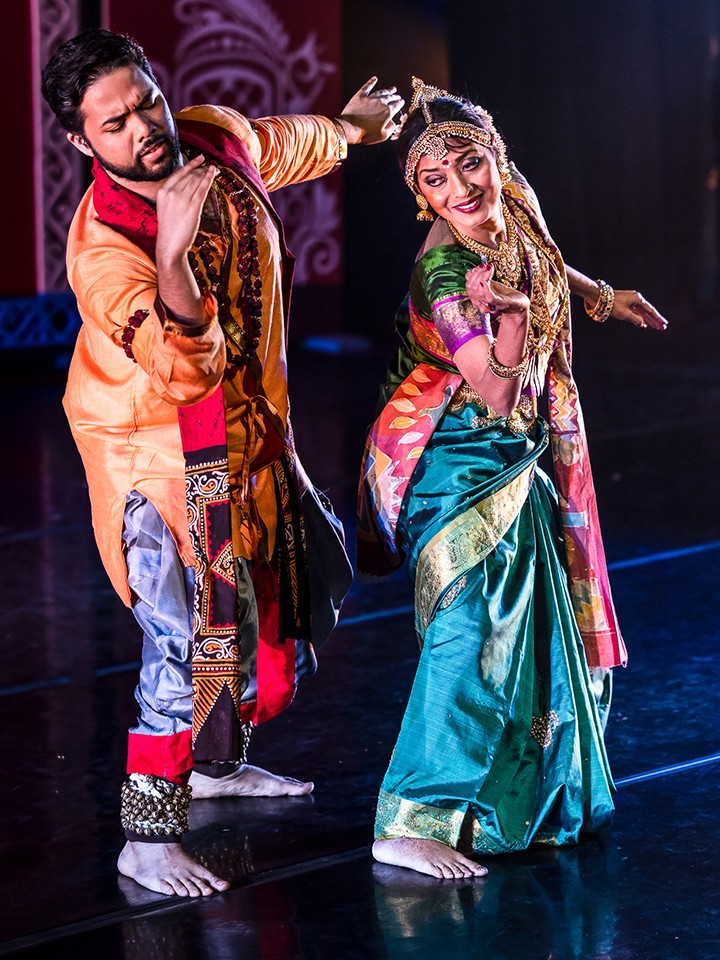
top-left (448, 204), bottom-right (522, 286)
top-left (450, 200), bottom-right (569, 357)
top-left (512, 205), bottom-right (568, 355)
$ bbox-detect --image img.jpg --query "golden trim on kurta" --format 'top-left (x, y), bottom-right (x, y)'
top-left (414, 462), bottom-right (536, 636)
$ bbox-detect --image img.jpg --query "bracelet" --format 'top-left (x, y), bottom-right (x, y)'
top-left (330, 118), bottom-right (349, 162)
top-left (157, 292), bottom-right (217, 338)
top-left (584, 279), bottom-right (614, 323)
top-left (486, 340), bottom-right (529, 380)
top-left (164, 319), bottom-right (214, 338)
top-left (120, 309), bottom-right (150, 362)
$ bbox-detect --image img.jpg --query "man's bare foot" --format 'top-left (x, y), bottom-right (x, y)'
top-left (118, 841), bottom-right (230, 897)
top-left (372, 837), bottom-right (488, 880)
top-left (188, 763), bottom-right (314, 799)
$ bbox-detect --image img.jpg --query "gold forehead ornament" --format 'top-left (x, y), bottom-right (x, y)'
top-left (404, 77), bottom-right (508, 192)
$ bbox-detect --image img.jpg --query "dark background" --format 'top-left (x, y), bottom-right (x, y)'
top-left (342, 0), bottom-right (720, 337)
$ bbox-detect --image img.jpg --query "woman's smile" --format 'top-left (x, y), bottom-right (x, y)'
top-left (452, 192), bottom-right (484, 214)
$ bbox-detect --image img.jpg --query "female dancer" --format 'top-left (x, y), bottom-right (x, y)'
top-left (358, 78), bottom-right (667, 879)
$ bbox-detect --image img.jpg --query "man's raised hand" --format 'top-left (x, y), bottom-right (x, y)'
top-left (156, 155), bottom-right (217, 264)
top-left (337, 78), bottom-right (405, 145)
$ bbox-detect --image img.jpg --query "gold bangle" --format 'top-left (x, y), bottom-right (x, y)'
top-left (330, 118), bottom-right (348, 162)
top-left (486, 340), bottom-right (529, 379)
top-left (584, 279), bottom-right (615, 323)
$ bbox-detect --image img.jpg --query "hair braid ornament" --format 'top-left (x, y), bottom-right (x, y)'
top-left (404, 77), bottom-right (510, 193)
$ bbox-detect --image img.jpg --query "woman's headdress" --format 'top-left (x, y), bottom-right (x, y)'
top-left (403, 77), bottom-right (509, 192)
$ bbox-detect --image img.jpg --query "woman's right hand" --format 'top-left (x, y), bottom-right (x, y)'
top-left (465, 262), bottom-right (530, 320)
top-left (453, 263), bottom-right (530, 416)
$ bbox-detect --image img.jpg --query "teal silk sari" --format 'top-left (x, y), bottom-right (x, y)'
top-left (375, 402), bottom-right (615, 851)
top-left (362, 175), bottom-right (621, 853)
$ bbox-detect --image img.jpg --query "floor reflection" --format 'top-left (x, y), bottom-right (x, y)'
top-left (373, 841), bottom-right (620, 960)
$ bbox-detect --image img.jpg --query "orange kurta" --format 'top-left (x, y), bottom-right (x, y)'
top-left (64, 105), bottom-right (342, 605)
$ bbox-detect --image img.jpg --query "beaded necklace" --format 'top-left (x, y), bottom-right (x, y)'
top-left (186, 160), bottom-right (263, 368)
top-left (512, 205), bottom-right (569, 356)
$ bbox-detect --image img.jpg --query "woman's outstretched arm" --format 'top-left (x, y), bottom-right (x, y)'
top-left (565, 265), bottom-right (668, 331)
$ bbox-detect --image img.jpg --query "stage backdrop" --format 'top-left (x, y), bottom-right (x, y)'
top-left (447, 0), bottom-right (720, 325)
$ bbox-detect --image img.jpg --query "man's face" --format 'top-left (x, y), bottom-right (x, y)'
top-left (69, 64), bottom-right (180, 183)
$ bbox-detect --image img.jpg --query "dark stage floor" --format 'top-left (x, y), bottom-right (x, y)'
top-left (1, 318), bottom-right (719, 958)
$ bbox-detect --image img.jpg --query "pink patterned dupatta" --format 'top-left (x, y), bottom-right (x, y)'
top-left (357, 361), bottom-right (462, 574)
top-left (547, 329), bottom-right (627, 668)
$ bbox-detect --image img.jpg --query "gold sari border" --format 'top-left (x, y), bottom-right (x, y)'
top-left (375, 789), bottom-right (512, 855)
top-left (414, 462), bottom-right (536, 637)
top-left (375, 789), bottom-right (466, 847)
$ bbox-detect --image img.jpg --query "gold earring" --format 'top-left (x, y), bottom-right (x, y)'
top-left (416, 193), bottom-right (434, 221)
top-left (500, 165), bottom-right (511, 185)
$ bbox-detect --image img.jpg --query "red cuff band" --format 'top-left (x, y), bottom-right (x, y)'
top-left (127, 730), bottom-right (193, 785)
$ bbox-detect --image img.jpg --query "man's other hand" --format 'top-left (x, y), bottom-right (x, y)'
top-left (156, 155), bottom-right (217, 263)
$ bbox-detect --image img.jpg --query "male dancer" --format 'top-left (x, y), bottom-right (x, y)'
top-left (41, 28), bottom-right (403, 897)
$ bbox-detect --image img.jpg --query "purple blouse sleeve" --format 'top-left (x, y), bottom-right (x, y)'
top-left (432, 293), bottom-right (493, 355)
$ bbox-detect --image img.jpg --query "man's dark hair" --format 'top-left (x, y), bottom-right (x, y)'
top-left (41, 28), bottom-right (158, 134)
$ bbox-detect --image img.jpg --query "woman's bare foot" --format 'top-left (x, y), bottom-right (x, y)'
top-left (188, 763), bottom-right (314, 799)
top-left (372, 837), bottom-right (488, 880)
top-left (118, 841), bottom-right (230, 897)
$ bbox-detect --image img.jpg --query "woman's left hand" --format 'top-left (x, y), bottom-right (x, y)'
top-left (609, 290), bottom-right (668, 331)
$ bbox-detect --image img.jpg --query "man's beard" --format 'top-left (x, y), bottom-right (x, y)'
top-left (90, 132), bottom-right (182, 183)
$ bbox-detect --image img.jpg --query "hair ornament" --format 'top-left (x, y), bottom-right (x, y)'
top-left (404, 77), bottom-right (509, 192)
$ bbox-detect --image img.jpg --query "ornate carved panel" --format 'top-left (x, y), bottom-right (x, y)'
top-left (31, 0), bottom-right (84, 294)
top-left (165, 0), bottom-right (342, 285)
top-left (0, 294), bottom-right (80, 348)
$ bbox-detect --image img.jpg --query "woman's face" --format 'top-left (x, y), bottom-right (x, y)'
top-left (416, 142), bottom-right (503, 237)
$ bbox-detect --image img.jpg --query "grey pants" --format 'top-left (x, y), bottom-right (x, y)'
top-left (122, 490), bottom-right (195, 738)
